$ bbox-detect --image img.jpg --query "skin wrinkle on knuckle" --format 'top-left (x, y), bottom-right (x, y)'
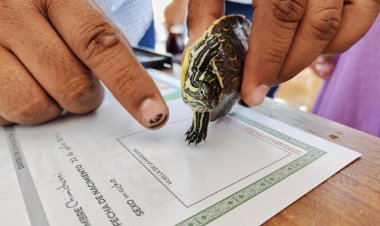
top-left (110, 64), bottom-right (143, 99)
top-left (269, 26), bottom-right (295, 42)
top-left (271, 0), bottom-right (306, 23)
top-left (257, 49), bottom-right (286, 82)
top-left (263, 47), bottom-right (287, 66)
top-left (273, 19), bottom-right (299, 31)
top-left (59, 76), bottom-right (101, 106)
top-left (75, 21), bottom-right (121, 63)
top-left (88, 46), bottom-right (124, 70)
top-left (308, 8), bottom-right (341, 41)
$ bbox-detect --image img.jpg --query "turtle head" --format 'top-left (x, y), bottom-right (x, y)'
top-left (182, 77), bottom-right (220, 112)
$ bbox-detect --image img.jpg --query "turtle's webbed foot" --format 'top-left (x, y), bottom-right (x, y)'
top-left (185, 126), bottom-right (207, 145)
top-left (185, 112), bottom-right (210, 145)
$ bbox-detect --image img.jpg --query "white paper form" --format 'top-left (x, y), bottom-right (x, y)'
top-left (0, 69), bottom-right (360, 226)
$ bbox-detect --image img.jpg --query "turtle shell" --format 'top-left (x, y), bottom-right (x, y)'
top-left (181, 14), bottom-right (250, 144)
top-left (181, 14), bottom-right (250, 120)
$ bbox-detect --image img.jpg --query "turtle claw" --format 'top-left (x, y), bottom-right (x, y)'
top-left (185, 128), bottom-right (207, 145)
top-left (185, 112), bottom-right (210, 145)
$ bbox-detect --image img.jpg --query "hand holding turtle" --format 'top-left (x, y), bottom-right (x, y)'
top-left (0, 0), bottom-right (169, 129)
top-left (182, 15), bottom-right (250, 144)
top-left (187, 0), bottom-right (380, 106)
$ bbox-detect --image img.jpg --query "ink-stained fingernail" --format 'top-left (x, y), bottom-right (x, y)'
top-left (139, 98), bottom-right (168, 129)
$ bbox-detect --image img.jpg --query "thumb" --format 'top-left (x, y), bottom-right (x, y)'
top-left (241, 49), bottom-right (271, 106)
top-left (186, 0), bottom-right (224, 47)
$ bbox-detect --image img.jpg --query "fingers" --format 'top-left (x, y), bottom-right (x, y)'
top-left (4, 14), bottom-right (104, 115)
top-left (242, 0), bottom-right (307, 105)
top-left (325, 0), bottom-right (380, 53)
top-left (279, 0), bottom-right (343, 79)
top-left (164, 0), bottom-right (189, 30)
top-left (46, 0), bottom-right (168, 129)
top-left (243, 0), bottom-right (378, 106)
top-left (0, 47), bottom-right (62, 125)
top-left (187, 0), bottom-right (224, 46)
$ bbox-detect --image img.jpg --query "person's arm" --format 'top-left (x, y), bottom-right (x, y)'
top-left (187, 0), bottom-right (224, 45)
top-left (0, 0), bottom-right (168, 129)
top-left (187, 0), bottom-right (380, 105)
top-left (164, 0), bottom-right (189, 30)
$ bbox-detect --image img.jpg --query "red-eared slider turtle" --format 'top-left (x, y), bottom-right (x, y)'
top-left (181, 14), bottom-right (250, 144)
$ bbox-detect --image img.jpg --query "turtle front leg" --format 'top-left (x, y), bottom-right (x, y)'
top-left (185, 111), bottom-right (210, 145)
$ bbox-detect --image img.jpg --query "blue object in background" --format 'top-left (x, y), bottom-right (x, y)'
top-left (138, 20), bottom-right (156, 49)
top-left (266, 85), bottom-right (279, 98)
top-left (225, 1), bottom-right (254, 20)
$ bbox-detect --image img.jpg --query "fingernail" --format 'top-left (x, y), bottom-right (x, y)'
top-left (315, 63), bottom-right (329, 75)
top-left (251, 85), bottom-right (270, 105)
top-left (139, 98), bottom-right (168, 129)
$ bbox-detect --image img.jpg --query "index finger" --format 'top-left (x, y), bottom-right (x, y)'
top-left (46, 0), bottom-right (169, 129)
top-left (241, 0), bottom-right (307, 106)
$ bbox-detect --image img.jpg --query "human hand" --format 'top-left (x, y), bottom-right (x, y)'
top-left (164, 0), bottom-right (189, 31)
top-left (0, 0), bottom-right (168, 129)
top-left (187, 0), bottom-right (379, 105)
top-left (310, 55), bottom-right (338, 79)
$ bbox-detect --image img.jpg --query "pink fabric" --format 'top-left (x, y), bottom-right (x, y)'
top-left (313, 16), bottom-right (380, 137)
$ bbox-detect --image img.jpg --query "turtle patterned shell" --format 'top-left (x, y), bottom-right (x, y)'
top-left (207, 15), bottom-right (250, 94)
top-left (181, 15), bottom-right (251, 144)
top-left (181, 14), bottom-right (250, 116)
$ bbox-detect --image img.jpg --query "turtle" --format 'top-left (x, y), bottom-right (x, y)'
top-left (181, 14), bottom-right (250, 144)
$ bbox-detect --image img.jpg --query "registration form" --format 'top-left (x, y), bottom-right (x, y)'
top-left (0, 69), bottom-right (360, 226)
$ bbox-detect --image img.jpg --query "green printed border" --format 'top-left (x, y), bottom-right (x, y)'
top-left (151, 73), bottom-right (327, 225)
top-left (152, 76), bottom-right (182, 101)
top-left (176, 112), bottom-right (326, 226)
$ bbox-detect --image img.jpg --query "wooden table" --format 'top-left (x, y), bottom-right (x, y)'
top-left (160, 65), bottom-right (380, 226)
